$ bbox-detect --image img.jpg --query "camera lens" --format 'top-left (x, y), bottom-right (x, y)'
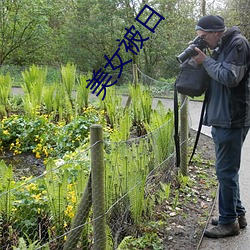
top-left (176, 44), bottom-right (198, 63)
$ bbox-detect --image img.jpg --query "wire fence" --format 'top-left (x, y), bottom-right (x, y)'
top-left (0, 117), bottom-right (189, 249)
top-left (0, 66), bottom-right (191, 249)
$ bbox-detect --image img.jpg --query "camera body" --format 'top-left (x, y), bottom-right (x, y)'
top-left (176, 36), bottom-right (208, 63)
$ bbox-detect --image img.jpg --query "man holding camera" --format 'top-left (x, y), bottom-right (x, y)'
top-left (192, 15), bottom-right (250, 238)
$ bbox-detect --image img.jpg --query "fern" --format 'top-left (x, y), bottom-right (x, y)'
top-left (61, 63), bottom-right (76, 101)
top-left (43, 159), bottom-right (68, 228)
top-left (0, 160), bottom-right (14, 221)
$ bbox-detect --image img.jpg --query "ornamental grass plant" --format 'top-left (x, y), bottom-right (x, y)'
top-left (0, 65), bottom-right (176, 249)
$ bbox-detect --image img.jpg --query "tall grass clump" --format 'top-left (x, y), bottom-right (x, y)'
top-left (76, 72), bottom-right (91, 112)
top-left (129, 83), bottom-right (153, 135)
top-left (21, 65), bottom-right (47, 118)
top-left (61, 63), bottom-right (76, 103)
top-left (145, 100), bottom-right (175, 164)
top-left (0, 73), bottom-right (12, 117)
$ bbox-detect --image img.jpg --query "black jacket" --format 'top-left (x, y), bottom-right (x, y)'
top-left (203, 26), bottom-right (250, 128)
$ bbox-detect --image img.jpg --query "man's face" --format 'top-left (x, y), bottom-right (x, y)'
top-left (196, 30), bottom-right (222, 49)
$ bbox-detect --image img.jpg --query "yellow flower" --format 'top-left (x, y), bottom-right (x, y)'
top-left (12, 207), bottom-right (17, 212)
top-left (26, 183), bottom-right (37, 191)
top-left (3, 130), bottom-right (9, 135)
top-left (65, 205), bottom-right (74, 218)
top-left (32, 193), bottom-right (42, 201)
top-left (71, 195), bottom-right (76, 204)
top-left (36, 152), bottom-right (41, 159)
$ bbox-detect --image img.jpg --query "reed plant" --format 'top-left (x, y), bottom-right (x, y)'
top-left (76, 72), bottom-right (91, 113)
top-left (21, 65), bottom-right (47, 118)
top-left (99, 86), bottom-right (123, 129)
top-left (43, 84), bottom-right (56, 114)
top-left (52, 82), bottom-right (73, 122)
top-left (0, 161), bottom-right (14, 222)
top-left (60, 63), bottom-right (76, 103)
top-left (43, 159), bottom-right (69, 246)
top-left (129, 83), bottom-right (153, 135)
top-left (105, 137), bottom-right (153, 226)
top-left (145, 100), bottom-right (174, 164)
top-left (0, 73), bottom-right (12, 117)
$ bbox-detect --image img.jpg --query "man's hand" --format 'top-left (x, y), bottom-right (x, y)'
top-left (192, 47), bottom-right (207, 64)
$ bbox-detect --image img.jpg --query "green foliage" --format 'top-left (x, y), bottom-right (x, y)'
top-left (129, 83), bottom-right (153, 132)
top-left (105, 135), bottom-right (153, 228)
top-left (76, 72), bottom-right (91, 111)
top-left (61, 63), bottom-right (76, 101)
top-left (117, 233), bottom-right (163, 250)
top-left (0, 73), bottom-right (12, 117)
top-left (100, 86), bottom-right (123, 129)
top-left (145, 100), bottom-right (175, 163)
top-left (0, 161), bottom-right (14, 222)
top-left (0, 75), bottom-right (179, 247)
top-left (43, 85), bottom-right (56, 113)
top-left (0, 109), bottom-right (102, 157)
top-left (21, 65), bottom-right (47, 118)
top-left (12, 176), bottom-right (48, 240)
top-left (158, 182), bottom-right (171, 203)
top-left (13, 235), bottom-right (46, 250)
top-left (43, 159), bottom-right (68, 230)
top-left (0, 0), bottom-right (52, 65)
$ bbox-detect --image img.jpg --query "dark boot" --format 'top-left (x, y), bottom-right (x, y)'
top-left (211, 214), bottom-right (247, 229)
top-left (204, 222), bottom-right (240, 238)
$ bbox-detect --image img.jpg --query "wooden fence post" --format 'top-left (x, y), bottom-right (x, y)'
top-left (180, 94), bottom-right (188, 176)
top-left (133, 64), bottom-right (138, 85)
top-left (91, 124), bottom-right (106, 250)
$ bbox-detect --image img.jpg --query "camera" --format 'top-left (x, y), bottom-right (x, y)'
top-left (176, 36), bottom-right (208, 64)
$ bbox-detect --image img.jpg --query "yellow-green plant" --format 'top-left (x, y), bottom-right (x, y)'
top-left (129, 83), bottom-right (153, 126)
top-left (76, 72), bottom-right (91, 112)
top-left (99, 86), bottom-right (123, 129)
top-left (158, 182), bottom-right (171, 203)
top-left (43, 159), bottom-right (69, 231)
top-left (0, 73), bottom-right (12, 117)
top-left (108, 108), bottom-right (132, 142)
top-left (0, 161), bottom-right (14, 222)
top-left (145, 100), bottom-right (174, 164)
top-left (21, 65), bottom-right (47, 118)
top-left (43, 84), bottom-right (56, 114)
top-left (52, 82), bottom-right (73, 122)
top-left (105, 137), bottom-right (153, 226)
top-left (61, 63), bottom-right (76, 102)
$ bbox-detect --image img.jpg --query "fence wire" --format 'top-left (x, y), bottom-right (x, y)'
top-left (0, 68), bottom-right (192, 249)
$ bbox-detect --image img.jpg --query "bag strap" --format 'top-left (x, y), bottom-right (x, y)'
top-left (188, 91), bottom-right (208, 164)
top-left (174, 79), bottom-right (180, 168)
top-left (174, 80), bottom-right (208, 168)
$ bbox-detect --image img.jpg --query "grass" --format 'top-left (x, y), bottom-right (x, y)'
top-left (0, 65), bottom-right (62, 86)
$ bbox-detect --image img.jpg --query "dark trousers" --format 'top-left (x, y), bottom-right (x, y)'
top-left (211, 126), bottom-right (249, 225)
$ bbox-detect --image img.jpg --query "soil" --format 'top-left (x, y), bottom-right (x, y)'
top-left (158, 130), bottom-right (217, 250)
top-left (0, 152), bottom-right (45, 180)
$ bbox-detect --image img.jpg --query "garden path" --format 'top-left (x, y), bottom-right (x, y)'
top-left (150, 96), bottom-right (250, 250)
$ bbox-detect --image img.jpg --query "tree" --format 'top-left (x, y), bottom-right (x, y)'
top-left (220, 0), bottom-right (250, 39)
top-left (0, 0), bottom-right (51, 65)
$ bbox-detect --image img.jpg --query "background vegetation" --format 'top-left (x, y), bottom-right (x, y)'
top-left (0, 0), bottom-right (249, 83)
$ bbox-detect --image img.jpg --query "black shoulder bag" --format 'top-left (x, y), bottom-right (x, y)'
top-left (174, 58), bottom-right (210, 168)
top-left (175, 58), bottom-right (208, 97)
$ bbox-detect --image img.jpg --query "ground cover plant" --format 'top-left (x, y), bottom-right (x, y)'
top-left (0, 65), bottom-right (217, 249)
